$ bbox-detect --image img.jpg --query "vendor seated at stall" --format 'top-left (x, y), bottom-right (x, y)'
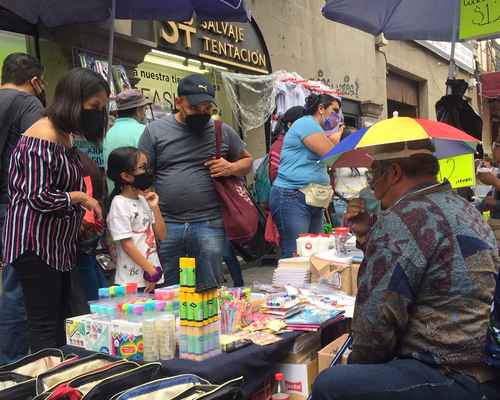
top-left (312, 139), bottom-right (500, 400)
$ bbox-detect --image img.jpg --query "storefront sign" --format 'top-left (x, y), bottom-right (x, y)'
top-left (460, 0), bottom-right (500, 40)
top-left (437, 153), bottom-right (476, 189)
top-left (415, 40), bottom-right (475, 74)
top-left (159, 18), bottom-right (270, 74)
top-left (314, 70), bottom-right (360, 98)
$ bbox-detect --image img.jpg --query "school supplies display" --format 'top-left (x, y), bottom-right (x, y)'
top-left (65, 283), bottom-right (178, 362)
top-left (179, 258), bottom-right (221, 361)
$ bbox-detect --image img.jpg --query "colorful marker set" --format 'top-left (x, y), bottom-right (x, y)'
top-left (178, 258), bottom-right (221, 361)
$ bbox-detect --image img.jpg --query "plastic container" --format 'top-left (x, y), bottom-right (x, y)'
top-left (335, 227), bottom-right (350, 257)
top-left (318, 234), bottom-right (331, 253)
top-left (271, 372), bottom-right (289, 400)
top-left (297, 234), bottom-right (319, 257)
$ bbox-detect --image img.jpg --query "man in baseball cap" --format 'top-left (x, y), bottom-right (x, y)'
top-left (138, 73), bottom-right (253, 291)
top-left (103, 89), bottom-right (152, 190)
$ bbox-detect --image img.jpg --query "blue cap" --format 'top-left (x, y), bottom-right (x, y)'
top-left (98, 288), bottom-right (109, 298)
top-left (116, 286), bottom-right (126, 297)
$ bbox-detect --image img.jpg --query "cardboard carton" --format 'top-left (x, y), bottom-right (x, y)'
top-left (317, 334), bottom-right (350, 373)
top-left (277, 356), bottom-right (318, 400)
top-left (310, 256), bottom-right (353, 296)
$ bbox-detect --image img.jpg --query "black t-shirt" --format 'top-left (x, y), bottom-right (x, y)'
top-left (0, 89), bottom-right (44, 204)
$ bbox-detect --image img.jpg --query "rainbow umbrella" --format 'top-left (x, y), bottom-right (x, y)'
top-left (321, 117), bottom-right (479, 167)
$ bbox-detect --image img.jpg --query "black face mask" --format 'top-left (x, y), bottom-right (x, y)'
top-left (80, 109), bottom-right (107, 143)
top-left (185, 113), bottom-right (211, 133)
top-left (132, 171), bottom-right (154, 191)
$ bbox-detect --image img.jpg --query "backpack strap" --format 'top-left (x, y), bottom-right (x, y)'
top-left (214, 120), bottom-right (223, 160)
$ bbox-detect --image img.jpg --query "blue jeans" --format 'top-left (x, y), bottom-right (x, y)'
top-left (269, 186), bottom-right (324, 258)
top-left (0, 204), bottom-right (28, 364)
top-left (158, 219), bottom-right (225, 291)
top-left (333, 199), bottom-right (347, 227)
top-left (77, 254), bottom-right (107, 302)
top-left (223, 238), bottom-right (244, 287)
top-left (312, 358), bottom-right (500, 400)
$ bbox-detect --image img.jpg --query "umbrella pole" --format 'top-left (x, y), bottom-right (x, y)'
top-left (107, 0), bottom-right (117, 89)
top-left (447, 40), bottom-right (457, 94)
top-left (446, 3), bottom-right (459, 94)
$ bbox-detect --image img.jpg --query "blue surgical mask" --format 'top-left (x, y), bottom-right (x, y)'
top-left (322, 111), bottom-right (341, 131)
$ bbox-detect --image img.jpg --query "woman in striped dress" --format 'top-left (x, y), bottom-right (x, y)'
top-left (2, 68), bottom-right (109, 351)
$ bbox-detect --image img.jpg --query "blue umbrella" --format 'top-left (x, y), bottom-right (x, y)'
top-left (322, 0), bottom-right (460, 42)
top-left (0, 0), bottom-right (251, 84)
top-left (322, 0), bottom-right (500, 81)
top-left (0, 0), bottom-right (251, 26)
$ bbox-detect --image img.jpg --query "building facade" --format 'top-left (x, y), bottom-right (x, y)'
top-left (0, 0), bottom-right (479, 160)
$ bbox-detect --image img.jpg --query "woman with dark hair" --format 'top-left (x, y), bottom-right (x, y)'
top-left (2, 67), bottom-right (109, 351)
top-left (270, 94), bottom-right (342, 258)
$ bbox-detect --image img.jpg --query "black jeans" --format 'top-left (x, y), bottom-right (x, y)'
top-left (312, 358), bottom-right (500, 400)
top-left (13, 252), bottom-right (71, 352)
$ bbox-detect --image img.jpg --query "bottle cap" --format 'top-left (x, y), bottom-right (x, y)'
top-left (126, 283), bottom-right (138, 295)
top-left (179, 257), bottom-right (196, 268)
top-left (133, 304), bottom-right (145, 315)
top-left (90, 303), bottom-right (100, 314)
top-left (116, 286), bottom-right (126, 297)
top-left (335, 227), bottom-right (349, 235)
top-left (98, 287), bottom-right (109, 298)
top-left (109, 286), bottom-right (118, 297)
top-left (105, 305), bottom-right (116, 318)
top-left (145, 301), bottom-right (155, 313)
top-left (155, 300), bottom-right (166, 312)
top-left (275, 373), bottom-right (284, 381)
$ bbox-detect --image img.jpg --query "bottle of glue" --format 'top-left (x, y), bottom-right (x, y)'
top-left (272, 372), bottom-right (289, 400)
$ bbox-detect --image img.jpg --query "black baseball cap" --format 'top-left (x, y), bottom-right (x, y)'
top-left (177, 74), bottom-right (216, 106)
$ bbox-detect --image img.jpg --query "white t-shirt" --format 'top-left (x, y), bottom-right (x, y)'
top-left (107, 195), bottom-right (164, 288)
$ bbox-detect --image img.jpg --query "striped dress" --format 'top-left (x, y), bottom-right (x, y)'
top-left (3, 136), bottom-right (85, 271)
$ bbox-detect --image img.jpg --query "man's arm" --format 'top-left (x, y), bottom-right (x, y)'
top-left (205, 124), bottom-right (253, 178)
top-left (350, 217), bottom-right (425, 364)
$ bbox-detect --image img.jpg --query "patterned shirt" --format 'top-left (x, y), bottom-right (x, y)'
top-left (3, 136), bottom-right (85, 271)
top-left (352, 182), bottom-right (500, 382)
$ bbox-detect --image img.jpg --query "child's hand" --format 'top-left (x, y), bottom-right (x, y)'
top-left (144, 191), bottom-right (160, 210)
top-left (145, 282), bottom-right (156, 293)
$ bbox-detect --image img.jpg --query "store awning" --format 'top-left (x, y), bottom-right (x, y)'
top-left (481, 72), bottom-right (500, 99)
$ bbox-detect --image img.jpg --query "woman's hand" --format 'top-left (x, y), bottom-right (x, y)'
top-left (82, 195), bottom-right (103, 221)
top-left (70, 191), bottom-right (103, 221)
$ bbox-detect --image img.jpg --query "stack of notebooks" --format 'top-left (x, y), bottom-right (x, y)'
top-left (286, 308), bottom-right (344, 332)
top-left (272, 257), bottom-right (311, 288)
top-left (261, 297), bottom-right (305, 320)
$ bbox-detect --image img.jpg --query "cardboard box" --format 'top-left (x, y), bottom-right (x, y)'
top-left (317, 334), bottom-right (350, 373)
top-left (284, 332), bottom-right (321, 363)
top-left (310, 256), bottom-right (353, 296)
top-left (277, 356), bottom-right (318, 400)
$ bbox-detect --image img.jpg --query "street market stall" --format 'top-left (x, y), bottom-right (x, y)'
top-left (0, 253), bottom-right (355, 400)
